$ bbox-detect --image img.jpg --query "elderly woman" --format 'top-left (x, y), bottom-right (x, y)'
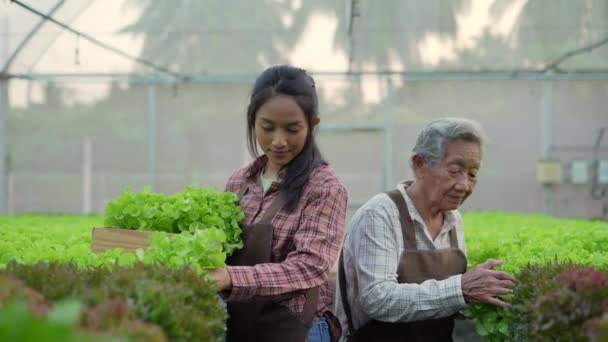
top-left (335, 118), bottom-right (515, 342)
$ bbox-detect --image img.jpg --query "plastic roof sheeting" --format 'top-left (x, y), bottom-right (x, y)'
top-left (2, 0), bottom-right (607, 75)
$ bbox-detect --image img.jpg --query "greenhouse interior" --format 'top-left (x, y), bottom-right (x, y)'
top-left (1, 1), bottom-right (607, 341)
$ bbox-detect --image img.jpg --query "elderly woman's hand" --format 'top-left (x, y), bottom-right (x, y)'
top-left (461, 259), bottom-right (516, 308)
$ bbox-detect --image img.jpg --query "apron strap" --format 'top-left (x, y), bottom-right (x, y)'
top-left (449, 225), bottom-right (459, 248)
top-left (300, 286), bottom-right (320, 326)
top-left (386, 189), bottom-right (417, 251)
top-left (236, 182), bottom-right (284, 225)
top-left (257, 192), bottom-right (285, 225)
top-left (338, 251), bottom-right (357, 337)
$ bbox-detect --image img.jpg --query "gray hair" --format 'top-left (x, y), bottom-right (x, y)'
top-left (412, 118), bottom-right (484, 168)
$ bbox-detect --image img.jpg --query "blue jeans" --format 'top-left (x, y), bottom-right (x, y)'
top-left (307, 316), bottom-right (331, 342)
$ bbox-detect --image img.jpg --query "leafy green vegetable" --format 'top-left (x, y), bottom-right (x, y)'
top-left (0, 212), bottom-right (239, 270)
top-left (103, 185), bottom-right (244, 255)
top-left (2, 212), bottom-right (608, 340)
top-left (0, 299), bottom-right (86, 342)
top-left (463, 213), bottom-right (608, 340)
top-left (139, 229), bottom-right (228, 272)
top-left (3, 261), bottom-right (224, 341)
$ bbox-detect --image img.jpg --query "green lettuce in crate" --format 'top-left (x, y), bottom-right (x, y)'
top-left (104, 185), bottom-right (244, 255)
top-left (138, 229), bottom-right (229, 272)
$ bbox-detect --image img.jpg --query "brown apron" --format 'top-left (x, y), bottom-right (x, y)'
top-left (339, 186), bottom-right (467, 342)
top-left (225, 183), bottom-right (320, 342)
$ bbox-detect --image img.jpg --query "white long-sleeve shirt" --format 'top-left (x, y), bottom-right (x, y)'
top-left (335, 183), bottom-right (468, 339)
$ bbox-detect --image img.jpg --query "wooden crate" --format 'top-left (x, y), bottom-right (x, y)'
top-left (91, 227), bottom-right (175, 254)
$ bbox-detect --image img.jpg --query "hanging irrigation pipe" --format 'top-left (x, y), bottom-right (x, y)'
top-left (9, 0), bottom-right (189, 82)
top-left (26, 1), bottom-right (95, 73)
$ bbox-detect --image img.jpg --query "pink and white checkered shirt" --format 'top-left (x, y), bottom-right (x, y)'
top-left (225, 156), bottom-right (348, 317)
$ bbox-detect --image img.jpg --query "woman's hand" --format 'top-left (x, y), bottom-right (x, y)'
top-left (461, 259), bottom-right (516, 308)
top-left (207, 268), bottom-right (233, 290)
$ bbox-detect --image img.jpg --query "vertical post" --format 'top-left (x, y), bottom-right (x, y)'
top-left (383, 74), bottom-right (394, 191)
top-left (147, 84), bottom-right (157, 191)
top-left (99, 173), bottom-right (107, 213)
top-left (0, 81), bottom-right (7, 215)
top-left (7, 170), bottom-right (13, 214)
top-left (0, 17), bottom-right (9, 214)
top-left (542, 76), bottom-right (554, 215)
top-left (82, 135), bottom-right (92, 214)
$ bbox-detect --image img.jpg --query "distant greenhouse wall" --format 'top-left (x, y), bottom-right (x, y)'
top-left (5, 74), bottom-right (608, 219)
top-left (2, 0), bottom-right (608, 218)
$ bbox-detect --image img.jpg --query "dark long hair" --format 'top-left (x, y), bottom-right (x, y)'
top-left (246, 65), bottom-right (325, 211)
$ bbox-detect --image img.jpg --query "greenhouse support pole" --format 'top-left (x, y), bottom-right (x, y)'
top-left (0, 80), bottom-right (7, 215)
top-left (147, 84), bottom-right (158, 191)
top-left (7, 170), bottom-right (14, 214)
top-left (383, 74), bottom-right (394, 191)
top-left (542, 77), bottom-right (554, 216)
top-left (0, 18), bottom-right (9, 215)
top-left (82, 135), bottom-right (92, 214)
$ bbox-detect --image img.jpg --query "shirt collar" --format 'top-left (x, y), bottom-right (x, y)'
top-left (246, 155), bottom-right (286, 185)
top-left (397, 181), bottom-right (457, 236)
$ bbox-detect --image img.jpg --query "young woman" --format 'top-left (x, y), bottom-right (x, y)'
top-left (208, 65), bottom-right (347, 342)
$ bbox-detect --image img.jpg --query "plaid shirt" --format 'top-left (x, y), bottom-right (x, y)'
top-left (336, 183), bottom-right (467, 338)
top-left (225, 157), bottom-right (348, 317)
